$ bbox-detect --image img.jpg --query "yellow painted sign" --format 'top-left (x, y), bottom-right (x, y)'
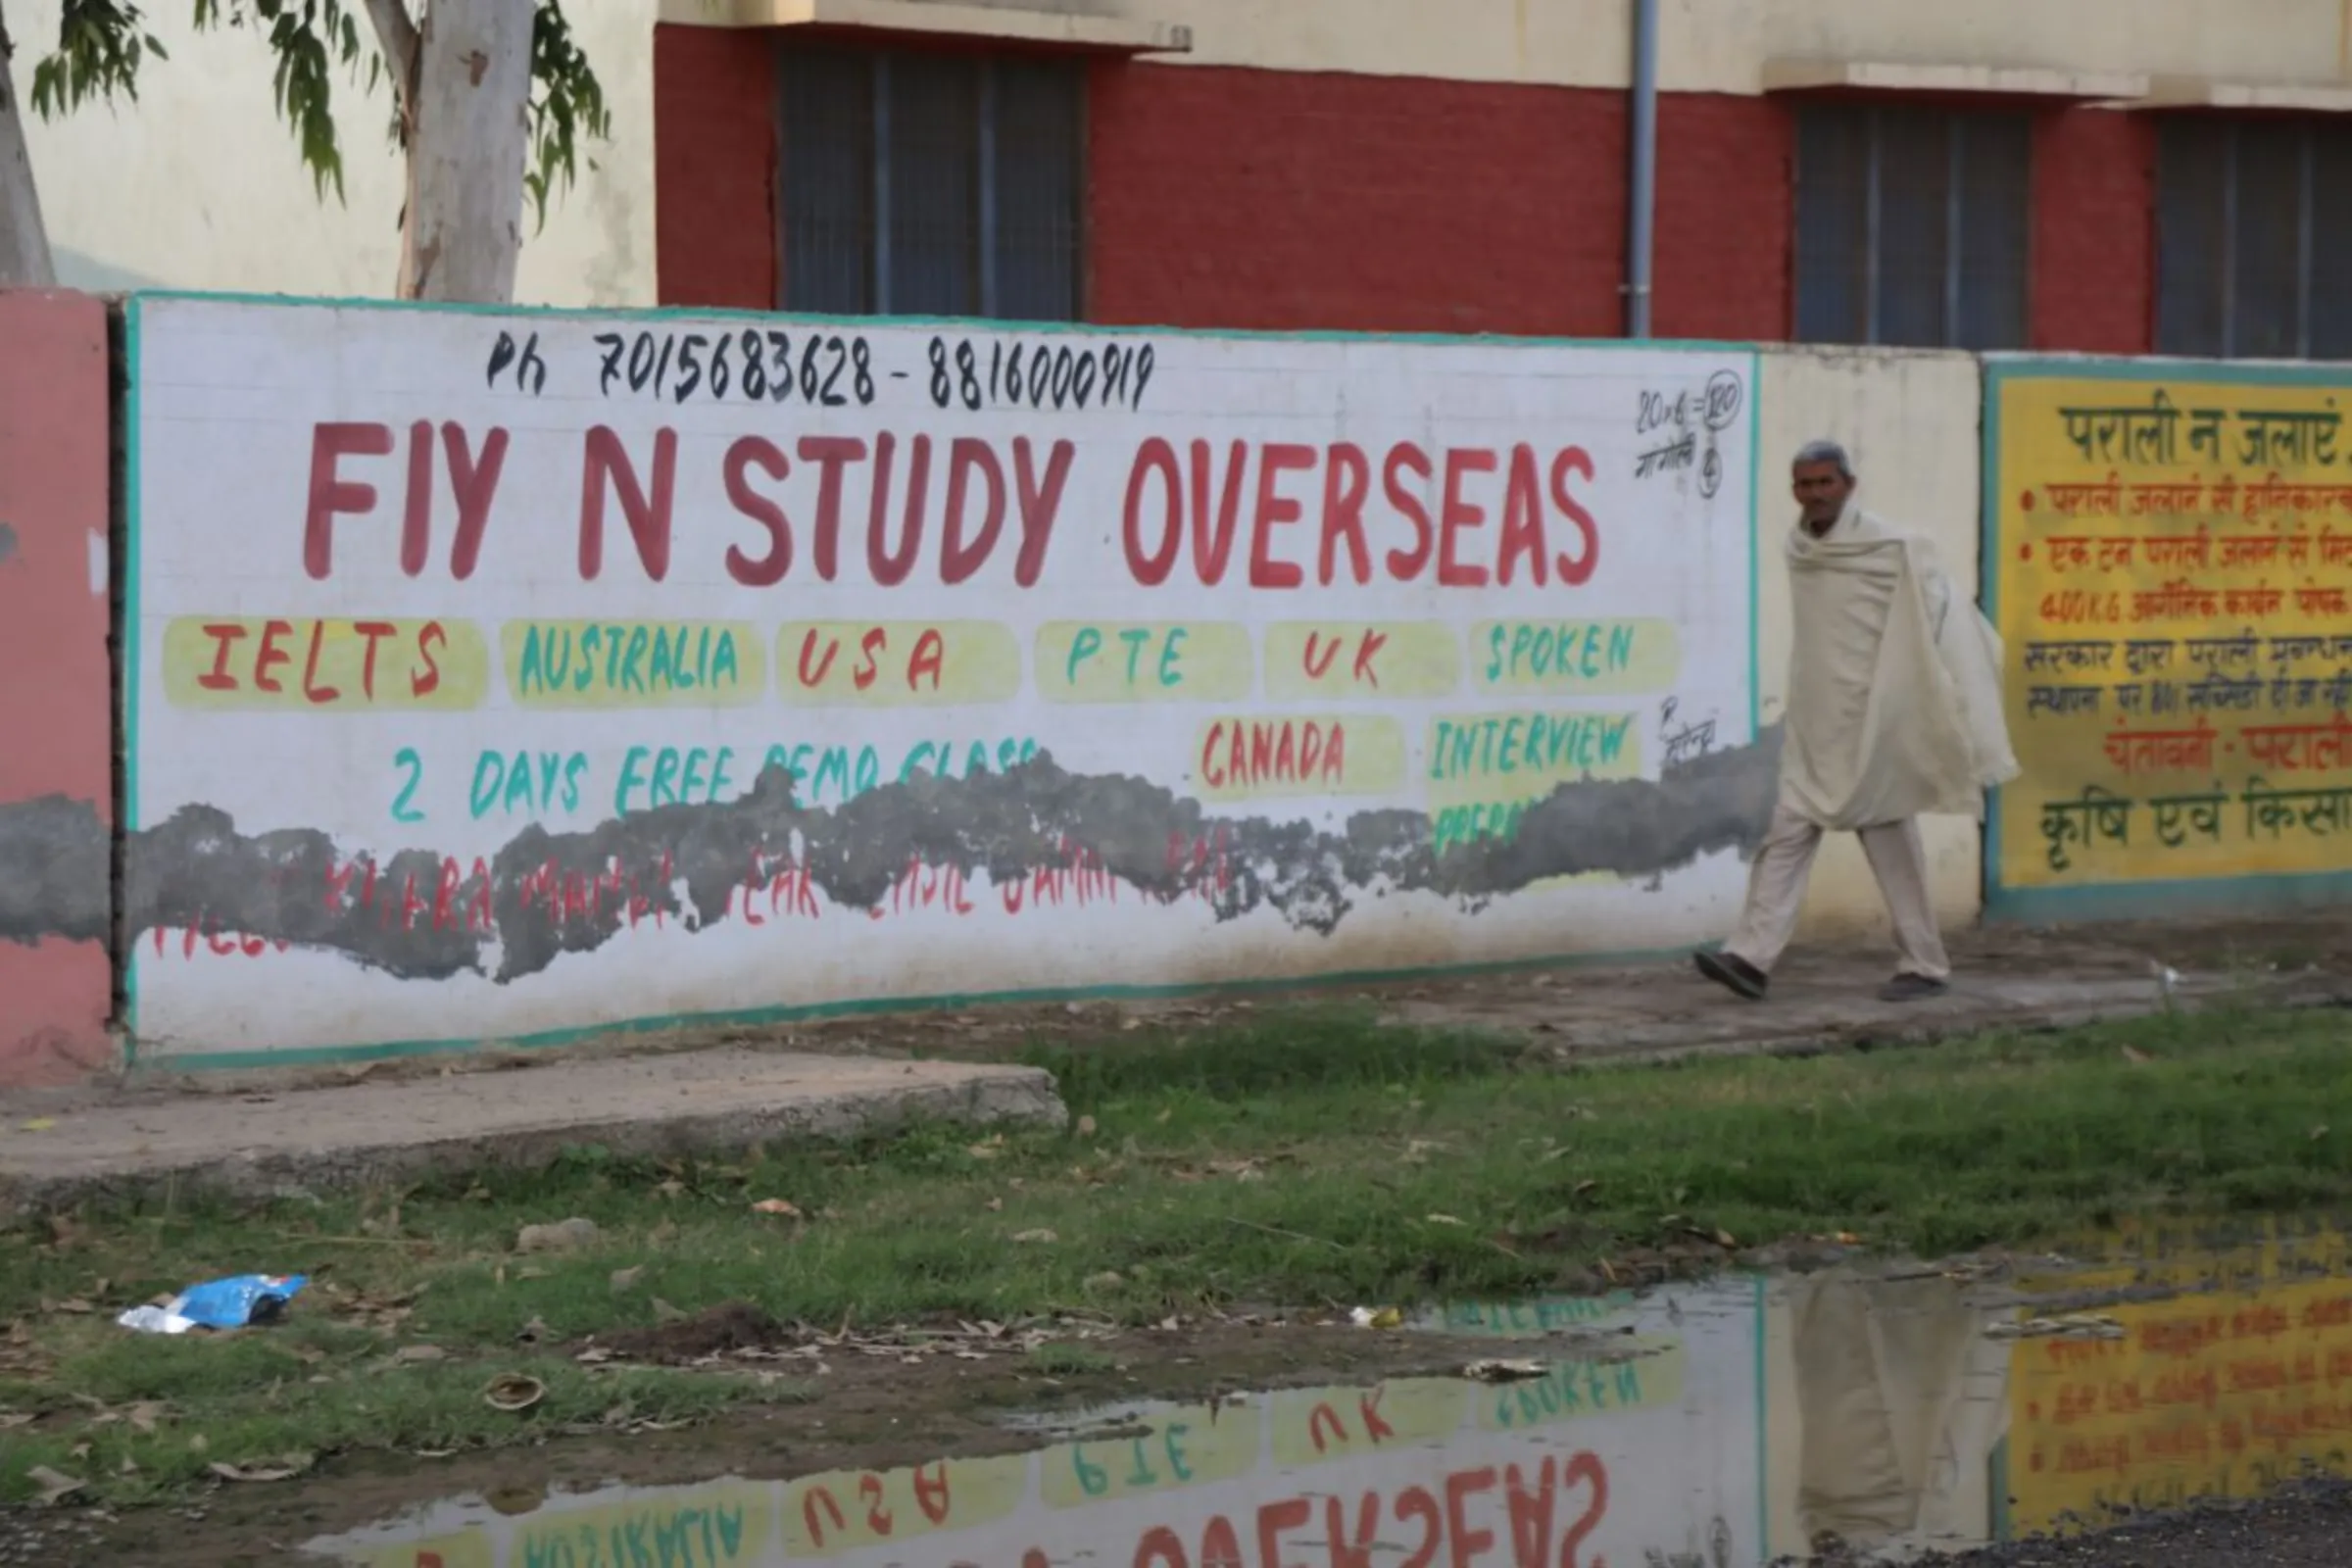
top-left (772, 620), bottom-right (1021, 706)
top-left (784, 1453), bottom-right (1025, 1553)
top-left (162, 616), bottom-right (488, 710)
top-left (343, 1530), bottom-right (496, 1568)
top-left (1034, 621), bottom-right (1252, 703)
top-left (1264, 621), bottom-right (1461, 699)
top-left (503, 620), bottom-right (765, 708)
top-left (1989, 370), bottom-right (2352, 895)
top-left (1267, 1377), bottom-right (1470, 1467)
top-left (511, 1482), bottom-right (772, 1568)
top-left (1038, 1398), bottom-right (1261, 1508)
top-left (1472, 1343), bottom-right (1686, 1434)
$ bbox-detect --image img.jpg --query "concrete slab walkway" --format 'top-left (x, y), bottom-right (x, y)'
top-left (3, 916), bottom-right (2346, 1216)
top-left (1375, 921), bottom-right (2352, 1061)
top-left (0, 1051), bottom-right (1062, 1217)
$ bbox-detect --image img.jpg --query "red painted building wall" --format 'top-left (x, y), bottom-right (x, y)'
top-left (656, 24), bottom-right (777, 312)
top-left (0, 290), bottom-right (116, 1087)
top-left (1088, 65), bottom-right (1628, 337)
top-left (2032, 108), bottom-right (2156, 354)
top-left (650, 26), bottom-right (2153, 354)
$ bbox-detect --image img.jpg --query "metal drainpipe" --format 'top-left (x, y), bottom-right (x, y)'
top-left (1626, 0), bottom-right (1659, 338)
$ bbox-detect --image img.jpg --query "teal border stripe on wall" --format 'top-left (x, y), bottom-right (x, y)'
top-left (122, 293), bottom-right (146, 1061)
top-left (1980, 353), bottom-right (2352, 926)
top-left (120, 291), bottom-right (1767, 1067)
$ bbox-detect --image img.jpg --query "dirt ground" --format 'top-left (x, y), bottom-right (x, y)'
top-left (0, 1320), bottom-right (1567, 1567)
top-left (11, 915), bottom-right (2352, 1564)
top-left (1897, 1479), bottom-right (2352, 1568)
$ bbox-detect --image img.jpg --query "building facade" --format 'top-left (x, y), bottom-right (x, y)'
top-left (15, 0), bottom-right (2352, 359)
top-left (653, 0), bottom-right (2352, 359)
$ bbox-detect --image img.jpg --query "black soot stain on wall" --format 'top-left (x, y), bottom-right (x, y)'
top-left (2, 729), bottom-right (1782, 983)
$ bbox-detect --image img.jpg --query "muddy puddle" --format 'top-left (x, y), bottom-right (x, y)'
top-left (77, 1217), bottom-right (2352, 1567)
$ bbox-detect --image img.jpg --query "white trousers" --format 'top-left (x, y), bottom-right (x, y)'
top-left (1722, 805), bottom-right (1950, 980)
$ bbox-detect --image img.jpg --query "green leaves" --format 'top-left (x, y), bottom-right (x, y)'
top-left (30, 2), bottom-right (169, 118)
top-left (525, 2), bottom-right (609, 231)
top-left (32, 0), bottom-right (610, 219)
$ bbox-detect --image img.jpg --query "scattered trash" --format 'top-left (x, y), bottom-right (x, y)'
top-left (1350, 1306), bottom-right (1404, 1330)
top-left (750, 1199), bottom-right (802, 1217)
top-left (1083, 1271), bottom-right (1125, 1291)
top-left (26, 1465), bottom-right (84, 1505)
top-left (1424, 1213), bottom-right (1465, 1227)
top-left (392, 1345), bottom-right (447, 1364)
top-left (208, 1454), bottom-right (312, 1484)
top-left (1010, 1229), bottom-right (1059, 1245)
top-left (1463, 1359), bottom-right (1548, 1383)
top-left (1985, 1313), bottom-right (2126, 1342)
top-left (118, 1274), bottom-right (309, 1335)
top-left (516, 1217), bottom-right (601, 1253)
top-left (1075, 1115), bottom-right (1098, 1138)
top-left (18, 1118), bottom-right (55, 1134)
top-left (483, 1374), bottom-right (547, 1413)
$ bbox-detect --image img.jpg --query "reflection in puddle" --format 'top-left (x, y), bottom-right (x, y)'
top-left (307, 1220), bottom-right (2352, 1567)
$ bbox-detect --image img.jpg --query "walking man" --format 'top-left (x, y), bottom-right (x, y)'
top-left (1696, 441), bottom-right (2016, 1004)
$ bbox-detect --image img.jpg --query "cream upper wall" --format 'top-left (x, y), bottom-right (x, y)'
top-left (8, 0), bottom-right (659, 306)
top-left (1755, 346), bottom-right (1987, 936)
top-left (1055, 0), bottom-right (2352, 90)
top-left (18, 0), bottom-right (2352, 305)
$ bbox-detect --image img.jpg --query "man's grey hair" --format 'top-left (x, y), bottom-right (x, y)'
top-left (1791, 439), bottom-right (1853, 479)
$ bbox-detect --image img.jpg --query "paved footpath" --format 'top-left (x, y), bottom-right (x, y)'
top-left (3, 915), bottom-right (2347, 1215)
top-left (0, 1050), bottom-right (1064, 1217)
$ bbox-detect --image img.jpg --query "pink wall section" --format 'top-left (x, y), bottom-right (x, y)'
top-left (0, 289), bottom-right (117, 1086)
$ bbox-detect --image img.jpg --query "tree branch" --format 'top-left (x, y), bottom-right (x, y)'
top-left (361, 0), bottom-right (420, 116)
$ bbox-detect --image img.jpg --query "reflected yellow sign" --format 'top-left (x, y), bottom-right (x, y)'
top-left (2008, 1229), bottom-right (2352, 1534)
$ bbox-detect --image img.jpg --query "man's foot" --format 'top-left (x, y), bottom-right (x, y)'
top-left (1878, 973), bottom-right (1949, 1003)
top-left (1694, 950), bottom-right (1768, 1001)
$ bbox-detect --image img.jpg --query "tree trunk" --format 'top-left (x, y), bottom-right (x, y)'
top-left (0, 0), bottom-right (58, 289)
top-left (395, 0), bottom-right (533, 302)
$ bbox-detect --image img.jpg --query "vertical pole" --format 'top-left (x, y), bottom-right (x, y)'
top-left (1625, 0), bottom-right (1659, 337)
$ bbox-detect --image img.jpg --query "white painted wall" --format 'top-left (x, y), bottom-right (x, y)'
top-left (1756, 346), bottom-right (1987, 939)
top-left (7, 0), bottom-right (658, 305)
top-left (801, 0), bottom-right (2352, 89)
top-left (126, 297), bottom-right (1757, 1059)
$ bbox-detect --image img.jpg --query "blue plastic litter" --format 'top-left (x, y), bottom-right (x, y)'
top-left (116, 1273), bottom-right (309, 1334)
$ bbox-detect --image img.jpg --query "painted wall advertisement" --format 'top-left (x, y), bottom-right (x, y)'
top-left (127, 296), bottom-right (1757, 1058)
top-left (311, 1287), bottom-right (1767, 1565)
top-left (1985, 361), bottom-right (2352, 918)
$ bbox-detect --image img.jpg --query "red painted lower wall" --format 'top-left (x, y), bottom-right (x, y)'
top-left (0, 290), bottom-right (115, 1087)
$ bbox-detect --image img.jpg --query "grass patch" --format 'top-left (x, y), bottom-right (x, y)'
top-left (5, 999), bottom-right (2351, 1504)
top-left (1028, 1343), bottom-right (1118, 1376)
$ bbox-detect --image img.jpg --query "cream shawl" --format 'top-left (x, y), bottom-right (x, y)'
top-left (1780, 503), bottom-right (2018, 830)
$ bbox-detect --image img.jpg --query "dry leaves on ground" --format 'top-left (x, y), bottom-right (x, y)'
top-left (483, 1374), bottom-right (546, 1413)
top-left (208, 1454), bottom-right (313, 1484)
